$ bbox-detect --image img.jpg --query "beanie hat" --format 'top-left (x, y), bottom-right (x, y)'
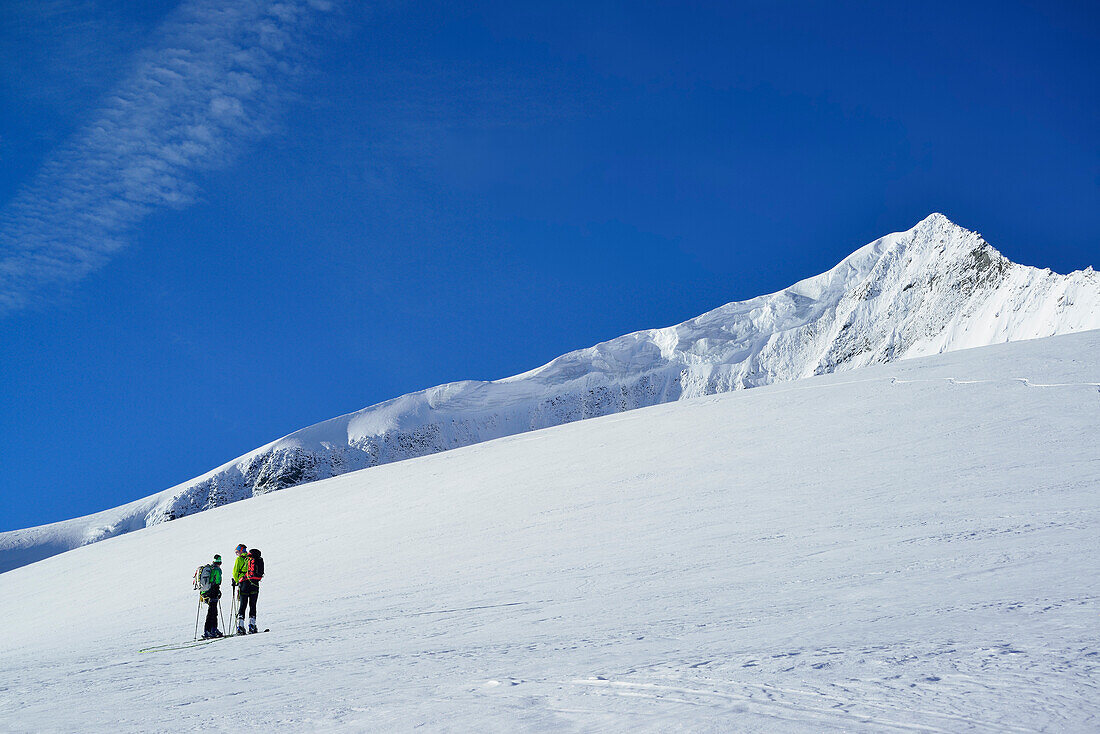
top-left (213, 554), bottom-right (222, 564)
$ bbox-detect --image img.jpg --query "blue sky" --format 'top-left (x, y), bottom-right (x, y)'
top-left (1, 0), bottom-right (1097, 531)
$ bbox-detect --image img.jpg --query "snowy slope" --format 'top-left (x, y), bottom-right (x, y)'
top-left (1, 331), bottom-right (1097, 732)
top-left (3, 213), bottom-right (1098, 572)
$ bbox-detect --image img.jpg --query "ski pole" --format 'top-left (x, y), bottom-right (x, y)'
top-left (218, 597), bottom-right (226, 635)
top-left (194, 597), bottom-right (202, 641)
top-left (230, 587), bottom-right (237, 636)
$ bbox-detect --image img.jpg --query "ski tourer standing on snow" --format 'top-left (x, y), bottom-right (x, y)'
top-left (236, 547), bottom-right (264, 634)
top-left (201, 554), bottom-right (224, 638)
top-left (232, 544), bottom-right (248, 633)
top-left (231, 543), bottom-right (248, 633)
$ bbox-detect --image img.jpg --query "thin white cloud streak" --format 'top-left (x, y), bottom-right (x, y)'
top-left (0, 0), bottom-right (338, 314)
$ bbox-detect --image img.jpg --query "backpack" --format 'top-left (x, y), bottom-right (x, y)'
top-left (247, 549), bottom-right (264, 581)
top-left (193, 564), bottom-right (213, 593)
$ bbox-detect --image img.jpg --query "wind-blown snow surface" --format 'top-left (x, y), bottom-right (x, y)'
top-left (3, 214), bottom-right (1098, 572)
top-left (2, 331), bottom-right (1098, 732)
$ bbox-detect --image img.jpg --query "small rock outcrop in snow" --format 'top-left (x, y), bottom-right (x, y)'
top-left (2, 214), bottom-right (1097, 571)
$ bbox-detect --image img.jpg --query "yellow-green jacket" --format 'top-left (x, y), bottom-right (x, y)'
top-left (233, 553), bottom-right (249, 584)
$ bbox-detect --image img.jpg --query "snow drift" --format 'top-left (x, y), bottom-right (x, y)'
top-left (2, 213), bottom-right (1097, 572)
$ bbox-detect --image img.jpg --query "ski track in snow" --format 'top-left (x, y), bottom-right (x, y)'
top-left (1, 331), bottom-right (1099, 732)
top-left (891, 377), bottom-right (1100, 389)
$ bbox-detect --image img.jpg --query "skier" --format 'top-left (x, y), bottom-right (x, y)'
top-left (200, 554), bottom-right (224, 639)
top-left (231, 544), bottom-right (247, 595)
top-left (235, 547), bottom-right (264, 634)
top-left (232, 543), bottom-right (248, 633)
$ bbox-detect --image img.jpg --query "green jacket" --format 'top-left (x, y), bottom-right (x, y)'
top-left (233, 554), bottom-right (249, 583)
top-left (209, 565), bottom-right (222, 586)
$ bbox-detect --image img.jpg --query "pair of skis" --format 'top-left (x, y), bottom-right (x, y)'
top-left (139, 628), bottom-right (269, 653)
top-left (140, 589), bottom-right (268, 653)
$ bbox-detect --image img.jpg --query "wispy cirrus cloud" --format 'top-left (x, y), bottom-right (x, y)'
top-left (0, 0), bottom-right (339, 314)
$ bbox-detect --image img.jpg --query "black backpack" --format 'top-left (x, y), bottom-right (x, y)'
top-left (249, 549), bottom-right (265, 580)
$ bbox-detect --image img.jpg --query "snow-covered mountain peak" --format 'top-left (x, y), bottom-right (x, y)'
top-left (911, 210), bottom-right (968, 236)
top-left (2, 214), bottom-right (1097, 572)
top-left (857, 212), bottom-right (999, 276)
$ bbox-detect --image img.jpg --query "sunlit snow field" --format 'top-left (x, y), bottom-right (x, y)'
top-left (2, 331), bottom-right (1098, 732)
